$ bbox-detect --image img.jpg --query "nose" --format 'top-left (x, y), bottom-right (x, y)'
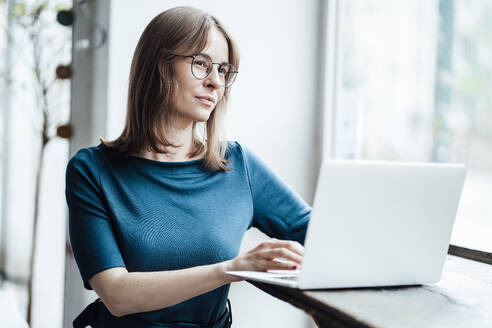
top-left (204, 64), bottom-right (222, 89)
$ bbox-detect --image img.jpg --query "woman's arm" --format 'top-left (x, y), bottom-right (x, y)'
top-left (90, 262), bottom-right (229, 317)
top-left (90, 238), bottom-right (303, 317)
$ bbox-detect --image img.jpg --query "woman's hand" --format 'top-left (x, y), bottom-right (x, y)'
top-left (223, 238), bottom-right (304, 282)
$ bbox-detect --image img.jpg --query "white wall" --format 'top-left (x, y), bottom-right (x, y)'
top-left (104, 1), bottom-right (321, 327)
top-left (107, 0), bottom-right (321, 202)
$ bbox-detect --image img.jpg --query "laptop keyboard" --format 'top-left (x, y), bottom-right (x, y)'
top-left (277, 275), bottom-right (299, 281)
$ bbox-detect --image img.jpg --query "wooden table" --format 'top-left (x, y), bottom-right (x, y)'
top-left (248, 255), bottom-right (492, 327)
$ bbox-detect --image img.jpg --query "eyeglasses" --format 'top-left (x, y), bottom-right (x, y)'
top-left (171, 53), bottom-right (238, 88)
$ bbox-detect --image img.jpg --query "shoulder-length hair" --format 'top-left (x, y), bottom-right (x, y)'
top-left (101, 6), bottom-right (240, 172)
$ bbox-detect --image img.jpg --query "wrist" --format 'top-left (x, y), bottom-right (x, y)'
top-left (216, 260), bottom-right (234, 284)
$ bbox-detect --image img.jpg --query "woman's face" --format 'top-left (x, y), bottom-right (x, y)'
top-left (172, 28), bottom-right (229, 125)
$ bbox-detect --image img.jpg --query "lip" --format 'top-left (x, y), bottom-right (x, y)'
top-left (195, 96), bottom-right (215, 107)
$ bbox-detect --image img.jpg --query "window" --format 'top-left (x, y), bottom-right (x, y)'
top-left (0, 0), bottom-right (8, 276)
top-left (331, 0), bottom-right (492, 253)
top-left (0, 1), bottom-right (72, 325)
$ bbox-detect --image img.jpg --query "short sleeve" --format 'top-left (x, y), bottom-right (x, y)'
top-left (65, 148), bottom-right (126, 290)
top-left (239, 143), bottom-right (311, 245)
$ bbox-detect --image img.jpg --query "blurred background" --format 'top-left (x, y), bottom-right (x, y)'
top-left (0, 0), bottom-right (490, 327)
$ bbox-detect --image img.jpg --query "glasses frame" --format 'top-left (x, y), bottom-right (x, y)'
top-left (170, 53), bottom-right (238, 88)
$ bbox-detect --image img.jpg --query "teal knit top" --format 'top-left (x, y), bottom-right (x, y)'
top-left (65, 141), bottom-right (311, 327)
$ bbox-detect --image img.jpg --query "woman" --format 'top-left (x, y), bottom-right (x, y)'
top-left (66, 6), bottom-right (310, 328)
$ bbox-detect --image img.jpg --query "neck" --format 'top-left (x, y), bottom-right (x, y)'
top-left (137, 119), bottom-right (202, 162)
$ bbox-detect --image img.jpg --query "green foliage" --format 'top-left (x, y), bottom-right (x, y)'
top-left (4, 0), bottom-right (53, 23)
top-left (31, 1), bottom-right (48, 19)
top-left (55, 4), bottom-right (67, 11)
top-left (12, 3), bottom-right (27, 17)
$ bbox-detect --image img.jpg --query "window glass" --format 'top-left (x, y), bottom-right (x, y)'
top-left (0, 3), bottom-right (7, 266)
top-left (335, 0), bottom-right (492, 252)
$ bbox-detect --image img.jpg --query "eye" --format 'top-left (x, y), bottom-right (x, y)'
top-left (195, 60), bottom-right (205, 67)
top-left (218, 65), bottom-right (229, 75)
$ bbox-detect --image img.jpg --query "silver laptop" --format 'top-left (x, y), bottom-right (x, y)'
top-left (226, 160), bottom-right (466, 289)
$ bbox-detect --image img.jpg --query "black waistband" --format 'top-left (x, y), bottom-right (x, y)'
top-left (73, 298), bottom-right (232, 328)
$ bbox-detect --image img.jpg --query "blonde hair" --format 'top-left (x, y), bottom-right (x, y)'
top-left (101, 6), bottom-right (240, 172)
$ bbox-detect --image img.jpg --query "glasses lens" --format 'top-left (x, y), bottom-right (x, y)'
top-left (191, 54), bottom-right (212, 79)
top-left (191, 54), bottom-right (237, 87)
top-left (220, 63), bottom-right (237, 87)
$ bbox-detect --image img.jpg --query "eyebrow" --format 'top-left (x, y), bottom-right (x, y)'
top-left (200, 52), bottom-right (230, 65)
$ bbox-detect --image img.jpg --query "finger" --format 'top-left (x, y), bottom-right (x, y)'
top-left (256, 258), bottom-right (298, 271)
top-left (269, 239), bottom-right (305, 256)
top-left (269, 259), bottom-right (299, 270)
top-left (255, 240), bottom-right (274, 251)
top-left (260, 248), bottom-right (303, 264)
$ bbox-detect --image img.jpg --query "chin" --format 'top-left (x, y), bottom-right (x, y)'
top-left (193, 116), bottom-right (210, 123)
top-left (184, 114), bottom-right (210, 123)
top-left (192, 108), bottom-right (214, 122)
top-left (177, 104), bottom-right (214, 123)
